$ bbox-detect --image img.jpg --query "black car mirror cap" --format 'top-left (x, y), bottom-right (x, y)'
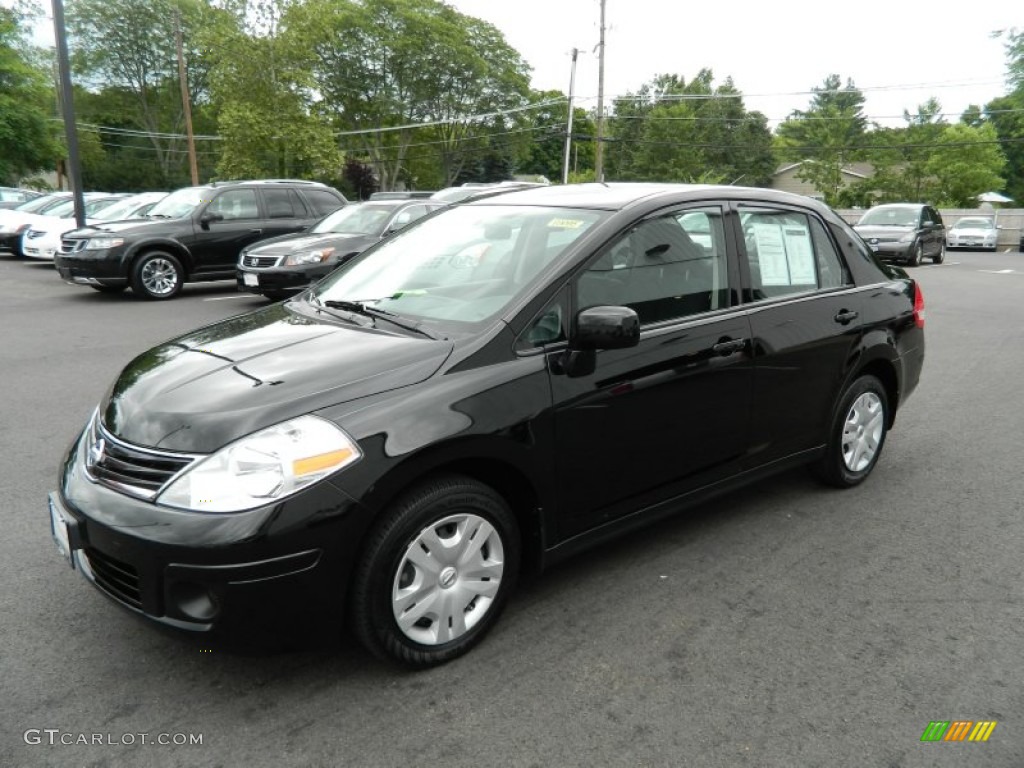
top-left (199, 212), bottom-right (224, 228)
top-left (572, 306), bottom-right (640, 351)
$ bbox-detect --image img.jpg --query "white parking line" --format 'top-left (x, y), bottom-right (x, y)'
top-left (978, 269), bottom-right (1019, 275)
top-left (203, 294), bottom-right (251, 301)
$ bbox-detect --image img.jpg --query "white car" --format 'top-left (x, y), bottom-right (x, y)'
top-left (22, 193), bottom-right (164, 261)
top-left (946, 216), bottom-right (998, 251)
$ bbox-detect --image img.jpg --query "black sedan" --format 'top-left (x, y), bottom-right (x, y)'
top-left (50, 184), bottom-right (924, 667)
top-left (237, 199), bottom-right (446, 300)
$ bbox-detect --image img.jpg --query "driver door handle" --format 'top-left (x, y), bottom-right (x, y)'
top-left (712, 338), bottom-right (747, 356)
top-left (834, 309), bottom-right (859, 325)
top-left (249, 228), bottom-right (263, 235)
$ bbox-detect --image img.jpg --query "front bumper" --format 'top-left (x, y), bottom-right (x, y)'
top-left (54, 423), bottom-right (368, 636)
top-left (865, 242), bottom-right (915, 261)
top-left (55, 250), bottom-right (128, 287)
top-left (236, 264), bottom-right (331, 295)
top-left (947, 237), bottom-right (996, 250)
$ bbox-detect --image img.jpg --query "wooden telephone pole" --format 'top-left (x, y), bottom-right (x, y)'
top-left (593, 0), bottom-right (607, 182)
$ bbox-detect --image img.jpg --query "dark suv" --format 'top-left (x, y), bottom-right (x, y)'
top-left (852, 203), bottom-right (946, 266)
top-left (54, 180), bottom-right (346, 299)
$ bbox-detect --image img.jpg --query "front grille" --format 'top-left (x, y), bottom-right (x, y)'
top-left (84, 548), bottom-right (142, 609)
top-left (60, 238), bottom-right (88, 254)
top-left (85, 417), bottom-right (199, 500)
top-left (241, 254), bottom-right (280, 268)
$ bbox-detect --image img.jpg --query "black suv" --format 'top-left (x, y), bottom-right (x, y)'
top-left (54, 180), bottom-right (346, 299)
top-left (852, 203), bottom-right (946, 266)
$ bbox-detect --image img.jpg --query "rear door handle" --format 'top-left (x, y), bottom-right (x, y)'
top-left (834, 309), bottom-right (859, 325)
top-left (249, 228), bottom-right (263, 235)
top-left (712, 338), bottom-right (747, 356)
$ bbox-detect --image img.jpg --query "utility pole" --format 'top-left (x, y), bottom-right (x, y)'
top-left (561, 48), bottom-right (579, 185)
top-left (175, 8), bottom-right (199, 185)
top-left (51, 0), bottom-right (85, 227)
top-left (593, 0), bottom-right (607, 182)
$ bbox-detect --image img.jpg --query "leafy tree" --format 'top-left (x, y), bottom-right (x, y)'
top-left (865, 99), bottom-right (948, 203)
top-left (605, 71), bottom-right (774, 186)
top-left (67, 0), bottom-right (212, 183)
top-left (0, 6), bottom-right (60, 184)
top-left (516, 90), bottom-right (594, 182)
top-left (774, 75), bottom-right (868, 205)
top-left (288, 0), bottom-right (531, 189)
top-left (925, 122), bottom-right (1006, 207)
top-left (985, 29), bottom-right (1024, 203)
top-left (198, 0), bottom-right (339, 180)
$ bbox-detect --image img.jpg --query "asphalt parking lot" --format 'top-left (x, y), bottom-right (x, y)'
top-left (2, 251), bottom-right (1024, 767)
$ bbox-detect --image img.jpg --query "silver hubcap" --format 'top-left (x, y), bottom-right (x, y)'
top-left (842, 392), bottom-right (884, 472)
top-left (141, 258), bottom-right (178, 296)
top-left (392, 513), bottom-right (505, 646)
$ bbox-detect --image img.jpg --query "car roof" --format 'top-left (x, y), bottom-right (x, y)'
top-left (462, 182), bottom-right (837, 213)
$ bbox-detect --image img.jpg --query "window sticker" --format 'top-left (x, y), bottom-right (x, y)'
top-left (751, 220), bottom-right (815, 286)
top-left (548, 218), bottom-right (585, 229)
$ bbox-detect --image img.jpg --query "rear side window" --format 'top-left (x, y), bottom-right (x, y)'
top-left (740, 207), bottom-right (850, 300)
top-left (263, 189), bottom-right (307, 218)
top-left (302, 189), bottom-right (345, 217)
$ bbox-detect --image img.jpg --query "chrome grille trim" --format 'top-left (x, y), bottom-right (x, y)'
top-left (60, 238), bottom-right (88, 254)
top-left (241, 253), bottom-right (282, 269)
top-left (84, 415), bottom-right (202, 501)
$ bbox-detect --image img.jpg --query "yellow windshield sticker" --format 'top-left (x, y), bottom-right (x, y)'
top-left (548, 218), bottom-right (585, 229)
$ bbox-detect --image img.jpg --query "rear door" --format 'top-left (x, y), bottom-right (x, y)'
top-left (259, 188), bottom-right (312, 239)
top-left (733, 203), bottom-right (863, 465)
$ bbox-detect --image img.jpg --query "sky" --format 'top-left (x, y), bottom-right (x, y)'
top-left (448, 0), bottom-right (1021, 127)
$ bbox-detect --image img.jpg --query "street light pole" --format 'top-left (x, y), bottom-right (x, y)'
top-left (561, 48), bottom-right (578, 185)
top-left (175, 8), bottom-right (199, 185)
top-left (51, 0), bottom-right (85, 228)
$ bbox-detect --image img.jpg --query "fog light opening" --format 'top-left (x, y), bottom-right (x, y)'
top-left (170, 582), bottom-right (220, 622)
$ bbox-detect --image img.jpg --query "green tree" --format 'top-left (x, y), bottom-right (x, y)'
top-left (288, 0), bottom-right (531, 189)
top-left (198, 0), bottom-right (339, 180)
top-left (67, 0), bottom-right (212, 183)
top-left (985, 29), bottom-right (1024, 203)
top-left (925, 122), bottom-right (1006, 207)
top-left (0, 6), bottom-right (60, 184)
top-left (516, 90), bottom-right (594, 182)
top-left (605, 71), bottom-right (773, 186)
top-left (774, 75), bottom-right (869, 205)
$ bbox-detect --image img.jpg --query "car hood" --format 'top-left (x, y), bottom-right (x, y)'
top-left (100, 303), bottom-right (454, 453)
top-left (853, 224), bottom-right (915, 239)
top-left (67, 217), bottom-right (189, 238)
top-left (246, 232), bottom-right (377, 257)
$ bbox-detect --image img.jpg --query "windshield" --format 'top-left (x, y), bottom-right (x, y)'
top-left (858, 207), bottom-right (920, 227)
top-left (147, 188), bottom-right (207, 219)
top-left (15, 195), bottom-right (65, 213)
top-left (314, 204), bottom-right (605, 327)
top-left (952, 217), bottom-right (994, 230)
top-left (313, 204), bottom-right (394, 235)
top-left (92, 195), bottom-right (161, 221)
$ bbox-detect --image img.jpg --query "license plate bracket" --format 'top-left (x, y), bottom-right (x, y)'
top-left (243, 272), bottom-right (259, 287)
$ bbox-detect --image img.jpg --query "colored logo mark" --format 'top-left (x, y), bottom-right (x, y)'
top-left (920, 720), bottom-right (997, 742)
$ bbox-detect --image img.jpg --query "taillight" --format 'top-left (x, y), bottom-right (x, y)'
top-left (913, 281), bottom-right (925, 328)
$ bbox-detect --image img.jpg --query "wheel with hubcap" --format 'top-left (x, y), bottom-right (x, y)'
top-left (933, 241), bottom-right (945, 264)
top-left (131, 251), bottom-right (184, 300)
top-left (907, 242), bottom-right (923, 267)
top-left (349, 475), bottom-right (519, 667)
top-left (812, 374), bottom-right (889, 488)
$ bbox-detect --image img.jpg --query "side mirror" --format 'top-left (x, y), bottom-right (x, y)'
top-left (555, 306), bottom-right (640, 378)
top-left (573, 306), bottom-right (640, 351)
top-left (199, 212), bottom-right (224, 229)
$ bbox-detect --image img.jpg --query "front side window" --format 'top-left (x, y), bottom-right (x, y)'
top-left (207, 189), bottom-right (259, 220)
top-left (314, 205), bottom-right (604, 327)
top-left (741, 207), bottom-right (850, 299)
top-left (577, 208), bottom-right (728, 325)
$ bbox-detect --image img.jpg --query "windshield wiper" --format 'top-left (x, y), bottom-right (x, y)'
top-left (323, 299), bottom-right (441, 339)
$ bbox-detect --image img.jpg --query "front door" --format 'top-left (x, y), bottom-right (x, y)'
top-left (546, 206), bottom-right (753, 540)
top-left (190, 188), bottom-right (266, 273)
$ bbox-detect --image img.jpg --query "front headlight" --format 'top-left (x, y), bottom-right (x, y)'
top-left (85, 237), bottom-right (125, 250)
top-left (284, 247), bottom-right (334, 266)
top-left (157, 415), bottom-right (361, 512)
top-left (899, 232), bottom-right (916, 243)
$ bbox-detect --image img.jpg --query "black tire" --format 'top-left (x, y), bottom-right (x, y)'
top-left (89, 285), bottom-right (127, 294)
top-left (812, 375), bottom-right (889, 488)
top-left (907, 242), bottom-right (922, 267)
top-left (130, 251), bottom-right (184, 300)
top-left (349, 475), bottom-right (520, 667)
top-left (932, 241), bottom-right (945, 264)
